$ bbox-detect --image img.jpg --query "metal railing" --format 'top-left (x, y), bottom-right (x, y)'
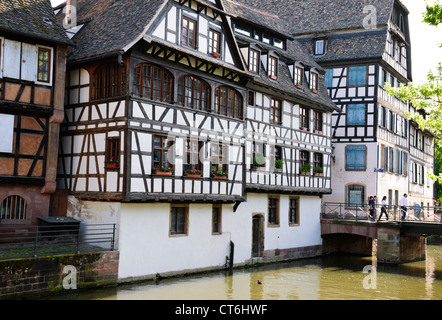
top-left (321, 202), bottom-right (442, 223)
top-left (0, 223), bottom-right (116, 260)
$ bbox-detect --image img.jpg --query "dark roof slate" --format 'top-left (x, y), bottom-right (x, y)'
top-left (222, 0), bottom-right (293, 40)
top-left (0, 0), bottom-right (71, 45)
top-left (297, 28), bottom-right (389, 63)
top-left (59, 0), bottom-right (167, 61)
top-left (230, 0), bottom-right (394, 35)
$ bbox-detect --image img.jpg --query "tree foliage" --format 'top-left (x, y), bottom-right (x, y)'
top-left (424, 0), bottom-right (442, 28)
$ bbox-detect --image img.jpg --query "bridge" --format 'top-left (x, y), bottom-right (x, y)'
top-left (321, 203), bottom-right (442, 264)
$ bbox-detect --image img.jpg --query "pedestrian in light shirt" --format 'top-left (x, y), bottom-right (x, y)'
top-left (400, 193), bottom-right (408, 221)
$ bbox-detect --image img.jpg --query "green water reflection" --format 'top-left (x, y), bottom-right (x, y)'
top-left (53, 245), bottom-right (442, 300)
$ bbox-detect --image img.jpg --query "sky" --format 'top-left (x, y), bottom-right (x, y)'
top-left (50, 0), bottom-right (441, 84)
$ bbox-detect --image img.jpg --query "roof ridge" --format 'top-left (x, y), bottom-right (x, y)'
top-left (225, 0), bottom-right (280, 20)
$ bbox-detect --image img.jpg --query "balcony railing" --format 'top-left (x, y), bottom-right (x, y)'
top-left (0, 223), bottom-right (116, 261)
top-left (321, 202), bottom-right (442, 223)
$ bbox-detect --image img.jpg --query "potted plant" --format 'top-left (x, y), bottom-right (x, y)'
top-left (105, 157), bottom-right (119, 168)
top-left (185, 168), bottom-right (202, 178)
top-left (212, 169), bottom-right (228, 179)
top-left (211, 51), bottom-right (221, 58)
top-left (274, 159), bottom-right (284, 173)
top-left (252, 154), bottom-right (266, 170)
top-left (300, 162), bottom-right (311, 175)
top-left (153, 165), bottom-right (174, 176)
top-left (269, 75), bottom-right (277, 80)
top-left (314, 166), bottom-right (323, 176)
top-left (311, 88), bottom-right (318, 94)
top-left (295, 81), bottom-right (302, 88)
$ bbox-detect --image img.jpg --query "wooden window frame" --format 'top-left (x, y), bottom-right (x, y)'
top-left (170, 205), bottom-right (189, 236)
top-left (269, 56), bottom-right (278, 80)
top-left (248, 90), bottom-right (255, 106)
top-left (92, 62), bottom-right (126, 100)
top-left (184, 138), bottom-right (203, 172)
top-left (313, 110), bottom-right (323, 133)
top-left (134, 63), bottom-right (173, 103)
top-left (37, 47), bottom-right (51, 83)
top-left (214, 86), bottom-right (242, 119)
top-left (288, 197), bottom-right (299, 226)
top-left (267, 196), bottom-right (280, 226)
top-left (300, 150), bottom-right (310, 168)
top-left (295, 66), bottom-right (303, 86)
top-left (209, 29), bottom-right (221, 57)
top-left (270, 98), bottom-right (281, 125)
top-left (212, 205), bottom-right (222, 235)
top-left (153, 135), bottom-right (174, 170)
top-left (249, 49), bottom-right (260, 74)
top-left (178, 75), bottom-right (210, 111)
top-left (310, 72), bottom-right (318, 92)
top-left (313, 152), bottom-right (323, 172)
top-left (105, 137), bottom-right (120, 170)
top-left (182, 16), bottom-right (197, 49)
top-left (300, 106), bottom-right (309, 131)
top-left (210, 141), bottom-right (228, 173)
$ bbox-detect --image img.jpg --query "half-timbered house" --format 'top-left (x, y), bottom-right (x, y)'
top-left (56, 0), bottom-right (336, 280)
top-left (236, 0), bottom-right (435, 211)
top-left (0, 0), bottom-right (71, 231)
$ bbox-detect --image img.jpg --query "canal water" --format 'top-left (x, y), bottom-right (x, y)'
top-left (51, 245), bottom-right (442, 300)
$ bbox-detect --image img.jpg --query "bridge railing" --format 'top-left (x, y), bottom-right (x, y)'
top-left (321, 202), bottom-right (442, 223)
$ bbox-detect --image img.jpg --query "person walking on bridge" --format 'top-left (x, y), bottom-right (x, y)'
top-left (400, 193), bottom-right (408, 221)
top-left (378, 196), bottom-right (389, 221)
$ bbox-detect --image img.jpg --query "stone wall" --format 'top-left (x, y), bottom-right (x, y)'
top-left (0, 251), bottom-right (119, 299)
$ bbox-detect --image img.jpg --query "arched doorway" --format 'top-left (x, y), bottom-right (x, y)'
top-left (252, 214), bottom-right (264, 257)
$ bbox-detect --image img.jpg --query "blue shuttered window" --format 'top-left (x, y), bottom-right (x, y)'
top-left (346, 145), bottom-right (366, 170)
top-left (347, 104), bottom-right (366, 125)
top-left (348, 66), bottom-right (366, 86)
top-left (325, 69), bottom-right (333, 87)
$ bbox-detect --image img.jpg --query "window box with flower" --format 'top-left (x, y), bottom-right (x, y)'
top-left (184, 168), bottom-right (202, 178)
top-left (300, 163), bottom-right (311, 175)
top-left (105, 157), bottom-right (119, 169)
top-left (211, 169), bottom-right (228, 179)
top-left (274, 159), bottom-right (284, 173)
top-left (153, 165), bottom-right (174, 176)
top-left (314, 166), bottom-right (323, 177)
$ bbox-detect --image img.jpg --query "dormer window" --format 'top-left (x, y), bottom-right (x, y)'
top-left (310, 72), bottom-right (318, 93)
top-left (295, 66), bottom-right (303, 87)
top-left (182, 17), bottom-right (196, 49)
top-left (269, 56), bottom-right (278, 80)
top-left (314, 39), bottom-right (325, 55)
top-left (249, 49), bottom-right (260, 73)
top-left (209, 29), bottom-right (221, 58)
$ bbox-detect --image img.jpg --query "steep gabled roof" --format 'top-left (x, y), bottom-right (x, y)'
top-left (56, 0), bottom-right (168, 62)
top-left (230, 0), bottom-right (395, 35)
top-left (222, 0), bottom-right (294, 40)
top-left (0, 0), bottom-right (71, 45)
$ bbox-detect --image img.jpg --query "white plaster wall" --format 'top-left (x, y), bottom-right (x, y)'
top-left (240, 194), bottom-right (322, 251)
top-left (117, 193), bottom-right (322, 280)
top-left (118, 203), bottom-right (234, 280)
